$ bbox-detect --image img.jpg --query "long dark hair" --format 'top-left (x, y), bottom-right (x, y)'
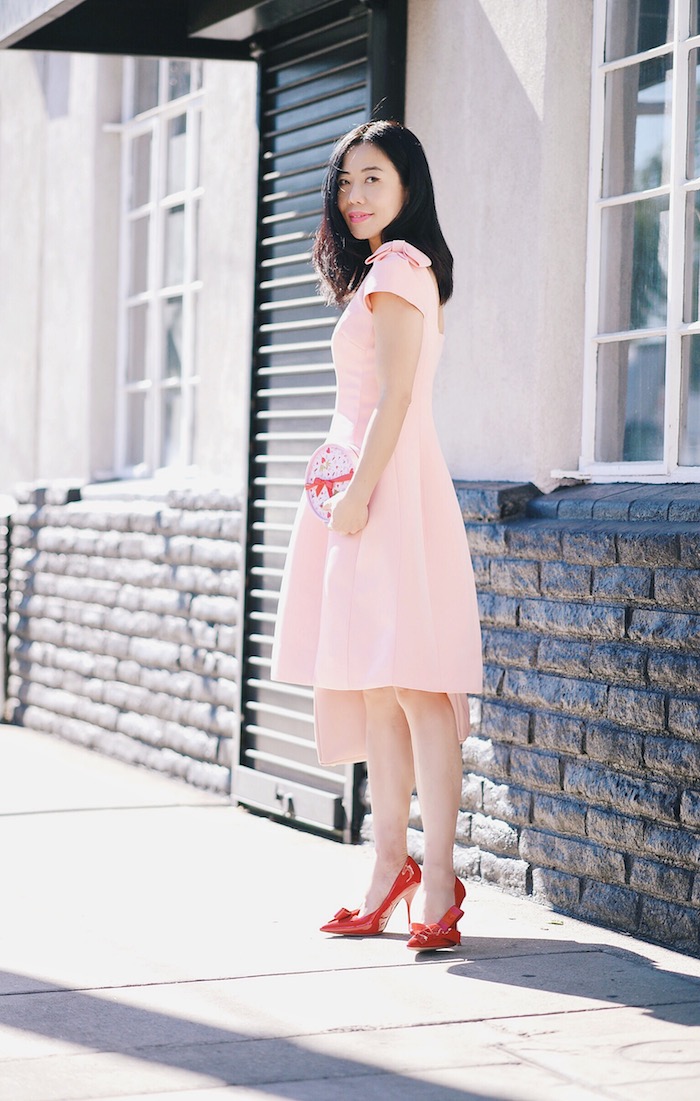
top-left (312, 120), bottom-right (453, 306)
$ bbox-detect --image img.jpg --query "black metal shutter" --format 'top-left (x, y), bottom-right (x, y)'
top-left (235, 1), bottom-right (405, 840)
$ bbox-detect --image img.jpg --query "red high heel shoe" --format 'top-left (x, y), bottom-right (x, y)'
top-left (407, 876), bottom-right (466, 951)
top-left (320, 856), bottom-right (421, 936)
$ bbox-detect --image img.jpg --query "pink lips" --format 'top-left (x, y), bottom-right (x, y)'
top-left (348, 212), bottom-right (371, 223)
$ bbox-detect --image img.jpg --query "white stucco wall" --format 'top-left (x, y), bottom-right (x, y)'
top-left (407, 0), bottom-right (593, 490)
top-left (0, 53), bottom-right (257, 495)
top-left (195, 59), bottom-right (258, 489)
top-left (0, 51), bottom-right (121, 493)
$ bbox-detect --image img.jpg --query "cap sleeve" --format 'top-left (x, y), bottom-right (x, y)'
top-left (362, 240), bottom-right (432, 316)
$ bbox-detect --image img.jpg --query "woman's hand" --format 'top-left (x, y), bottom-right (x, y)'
top-left (327, 488), bottom-right (368, 534)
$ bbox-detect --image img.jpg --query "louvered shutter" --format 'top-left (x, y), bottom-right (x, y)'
top-left (235, 1), bottom-right (404, 839)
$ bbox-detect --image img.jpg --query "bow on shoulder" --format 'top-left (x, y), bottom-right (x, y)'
top-left (365, 239), bottom-right (432, 269)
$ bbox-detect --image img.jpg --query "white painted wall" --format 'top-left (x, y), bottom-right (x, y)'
top-left (195, 59), bottom-right (258, 489)
top-left (0, 51), bottom-right (121, 493)
top-left (407, 0), bottom-right (593, 490)
top-left (0, 52), bottom-right (258, 496)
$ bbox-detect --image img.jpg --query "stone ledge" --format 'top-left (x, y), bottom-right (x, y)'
top-left (528, 483), bottom-right (700, 522)
top-left (454, 481), bottom-right (540, 522)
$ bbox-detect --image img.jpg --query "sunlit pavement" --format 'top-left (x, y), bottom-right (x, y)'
top-left (1, 724), bottom-right (700, 1101)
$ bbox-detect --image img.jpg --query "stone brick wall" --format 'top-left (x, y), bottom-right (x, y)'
top-left (4, 483), bottom-right (243, 792)
top-left (446, 482), bottom-right (700, 956)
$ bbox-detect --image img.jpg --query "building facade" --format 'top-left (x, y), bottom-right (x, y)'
top-left (1, 0), bottom-right (700, 955)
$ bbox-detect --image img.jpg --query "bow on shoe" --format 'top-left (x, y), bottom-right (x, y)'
top-left (406, 905), bottom-right (463, 950)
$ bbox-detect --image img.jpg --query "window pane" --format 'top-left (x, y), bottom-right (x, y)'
top-left (189, 384), bottom-right (198, 465)
top-left (164, 204), bottom-right (185, 286)
top-left (596, 338), bottom-right (665, 462)
top-left (129, 216), bottom-right (149, 295)
top-left (163, 297), bottom-right (183, 378)
top-left (686, 48), bottom-right (700, 180)
top-left (605, 0), bottom-right (672, 62)
top-left (132, 58), bottom-right (159, 116)
top-left (680, 335), bottom-right (700, 464)
top-left (599, 196), bottom-right (669, 332)
top-left (126, 304), bottom-right (148, 382)
top-left (130, 131), bottom-right (151, 208)
top-left (167, 60), bottom-right (191, 101)
top-left (683, 190), bottom-right (700, 322)
top-left (167, 114), bottom-right (187, 194)
top-left (603, 56), bottom-right (672, 197)
top-left (126, 392), bottom-right (147, 467)
top-left (193, 199), bottom-right (201, 280)
top-left (160, 387), bottom-right (182, 467)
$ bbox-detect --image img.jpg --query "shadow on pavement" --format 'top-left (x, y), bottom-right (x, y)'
top-left (0, 968), bottom-right (498, 1100)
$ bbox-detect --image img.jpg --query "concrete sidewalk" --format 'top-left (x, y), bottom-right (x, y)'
top-left (1, 726), bottom-right (699, 1101)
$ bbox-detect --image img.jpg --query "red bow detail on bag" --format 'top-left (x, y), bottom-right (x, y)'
top-left (304, 470), bottom-right (354, 499)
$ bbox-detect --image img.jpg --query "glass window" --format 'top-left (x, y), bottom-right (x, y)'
top-left (118, 58), bottom-right (203, 475)
top-left (584, 2), bottom-right (700, 475)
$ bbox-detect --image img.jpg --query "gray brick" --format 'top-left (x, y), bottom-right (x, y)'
top-left (460, 773), bottom-right (483, 813)
top-left (638, 897), bottom-right (700, 953)
top-left (586, 807), bottom-right (644, 850)
top-left (532, 712), bottom-right (585, 755)
top-left (461, 736), bottom-right (510, 780)
top-left (519, 598), bottom-right (625, 640)
top-left (533, 793), bottom-right (587, 835)
top-left (479, 700), bottom-right (531, 744)
top-left (592, 566), bottom-right (653, 603)
top-left (578, 881), bottom-right (639, 933)
top-left (503, 668), bottom-right (608, 718)
top-left (482, 627), bottom-right (538, 669)
top-left (481, 779), bottom-right (532, 824)
top-left (564, 760), bottom-right (678, 822)
top-left (453, 845), bottom-right (481, 880)
top-left (617, 530), bottom-right (678, 567)
top-left (629, 856), bottom-right (693, 903)
top-left (644, 735), bottom-right (700, 780)
top-left (521, 828), bottom-right (626, 883)
top-left (585, 721), bottom-right (644, 771)
top-left (471, 555), bottom-right (491, 587)
top-left (470, 813), bottom-right (520, 856)
top-left (536, 638), bottom-right (591, 678)
top-left (589, 643), bottom-right (647, 685)
top-left (482, 663), bottom-right (505, 698)
top-left (463, 522), bottom-right (507, 556)
top-left (654, 567), bottom-right (700, 609)
top-left (539, 562), bottom-right (592, 599)
top-left (532, 867), bottom-right (581, 910)
top-left (561, 529), bottom-right (617, 565)
top-left (678, 531), bottom-right (700, 567)
top-left (490, 558), bottom-right (540, 597)
top-left (607, 686), bottom-right (665, 731)
top-left (644, 823), bottom-right (700, 869)
top-left (476, 592), bottom-right (518, 627)
top-left (505, 523), bottom-right (562, 561)
top-left (647, 652), bottom-right (700, 694)
top-left (667, 697), bottom-right (700, 739)
top-left (479, 852), bottom-right (529, 892)
top-left (510, 747), bottom-right (562, 791)
top-left (680, 790), bottom-right (700, 828)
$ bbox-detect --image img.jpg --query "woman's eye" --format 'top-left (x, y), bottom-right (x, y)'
top-left (365, 176), bottom-right (378, 184)
top-left (338, 180), bottom-right (350, 192)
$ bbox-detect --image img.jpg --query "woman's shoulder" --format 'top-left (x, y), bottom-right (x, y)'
top-left (365, 239), bottom-right (432, 271)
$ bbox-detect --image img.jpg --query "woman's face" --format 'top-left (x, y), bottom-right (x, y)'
top-left (336, 142), bottom-right (406, 252)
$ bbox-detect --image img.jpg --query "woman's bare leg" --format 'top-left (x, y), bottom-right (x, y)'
top-left (395, 688), bottom-right (463, 925)
top-left (359, 687), bottom-right (415, 916)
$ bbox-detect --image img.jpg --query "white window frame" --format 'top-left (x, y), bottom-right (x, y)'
top-left (115, 58), bottom-right (204, 478)
top-left (581, 0), bottom-right (700, 482)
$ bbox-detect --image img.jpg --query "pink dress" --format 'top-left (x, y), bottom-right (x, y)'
top-left (270, 239), bottom-right (483, 765)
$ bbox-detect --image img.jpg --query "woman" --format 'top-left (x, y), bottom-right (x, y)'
top-left (271, 120), bottom-right (482, 951)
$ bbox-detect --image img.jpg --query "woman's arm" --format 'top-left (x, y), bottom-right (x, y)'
top-left (327, 291), bottom-right (423, 535)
